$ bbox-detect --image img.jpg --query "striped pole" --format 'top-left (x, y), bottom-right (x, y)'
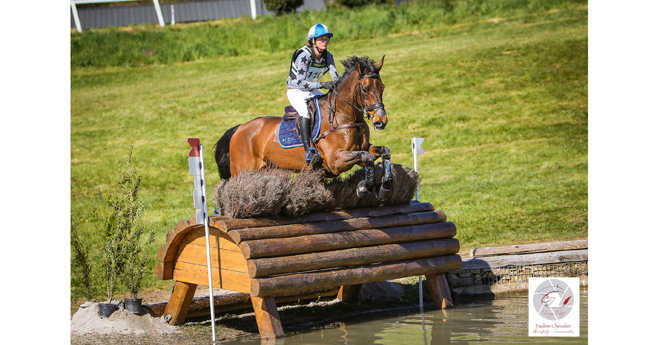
top-left (412, 137), bottom-right (426, 315)
top-left (188, 138), bottom-right (216, 342)
top-left (412, 137), bottom-right (425, 201)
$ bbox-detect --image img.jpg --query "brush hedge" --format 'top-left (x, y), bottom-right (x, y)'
top-left (212, 164), bottom-right (419, 219)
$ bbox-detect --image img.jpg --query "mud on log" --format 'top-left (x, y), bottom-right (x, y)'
top-left (154, 202), bottom-right (460, 339)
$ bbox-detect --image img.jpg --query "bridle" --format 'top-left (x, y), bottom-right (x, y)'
top-left (313, 72), bottom-right (386, 144)
top-left (328, 73), bottom-right (385, 121)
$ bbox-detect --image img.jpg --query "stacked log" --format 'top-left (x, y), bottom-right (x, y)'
top-left (155, 201), bottom-right (461, 298)
top-left (154, 201), bottom-right (461, 333)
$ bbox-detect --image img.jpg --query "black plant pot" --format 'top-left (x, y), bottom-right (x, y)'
top-left (98, 302), bottom-right (117, 318)
top-left (125, 298), bottom-right (143, 314)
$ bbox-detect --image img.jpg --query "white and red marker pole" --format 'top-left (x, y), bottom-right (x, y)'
top-left (412, 138), bottom-right (426, 315)
top-left (187, 138), bottom-right (216, 342)
top-left (411, 137), bottom-right (425, 202)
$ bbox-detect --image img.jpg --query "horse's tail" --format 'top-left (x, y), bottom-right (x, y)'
top-left (214, 124), bottom-right (241, 180)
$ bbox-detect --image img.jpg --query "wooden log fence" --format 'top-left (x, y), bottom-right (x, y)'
top-left (154, 201), bottom-right (460, 339)
top-left (451, 239), bottom-right (589, 296)
top-left (469, 240), bottom-right (587, 258)
top-left (462, 249), bottom-right (588, 270)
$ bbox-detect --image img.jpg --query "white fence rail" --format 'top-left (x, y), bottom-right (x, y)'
top-left (70, 0), bottom-right (326, 30)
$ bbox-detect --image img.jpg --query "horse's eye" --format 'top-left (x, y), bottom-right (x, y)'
top-left (361, 85), bottom-right (368, 93)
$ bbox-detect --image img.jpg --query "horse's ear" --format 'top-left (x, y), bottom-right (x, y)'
top-left (354, 59), bottom-right (362, 75)
top-left (375, 55), bottom-right (385, 72)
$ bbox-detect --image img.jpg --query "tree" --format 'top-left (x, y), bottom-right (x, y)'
top-left (263, 0), bottom-right (304, 15)
top-left (123, 222), bottom-right (155, 298)
top-left (96, 145), bottom-right (145, 302)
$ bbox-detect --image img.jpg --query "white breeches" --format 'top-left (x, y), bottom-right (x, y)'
top-left (287, 88), bottom-right (324, 119)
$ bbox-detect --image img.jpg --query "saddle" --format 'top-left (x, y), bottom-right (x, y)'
top-left (277, 98), bottom-right (322, 149)
top-left (283, 100), bottom-right (318, 137)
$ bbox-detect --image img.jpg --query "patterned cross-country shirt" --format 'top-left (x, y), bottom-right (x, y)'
top-left (287, 45), bottom-right (340, 91)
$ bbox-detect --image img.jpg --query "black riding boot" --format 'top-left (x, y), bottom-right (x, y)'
top-left (300, 117), bottom-right (320, 165)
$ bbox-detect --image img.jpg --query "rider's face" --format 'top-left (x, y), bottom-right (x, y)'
top-left (315, 36), bottom-right (330, 50)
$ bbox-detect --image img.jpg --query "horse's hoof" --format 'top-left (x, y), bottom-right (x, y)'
top-left (357, 180), bottom-right (373, 198)
top-left (381, 177), bottom-right (393, 190)
top-left (376, 184), bottom-right (392, 201)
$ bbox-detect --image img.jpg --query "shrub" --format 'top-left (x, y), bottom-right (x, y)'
top-left (71, 228), bottom-right (94, 301)
top-left (264, 0), bottom-right (304, 15)
top-left (95, 145), bottom-right (148, 301)
top-left (333, 0), bottom-right (388, 9)
top-left (123, 224), bottom-right (155, 299)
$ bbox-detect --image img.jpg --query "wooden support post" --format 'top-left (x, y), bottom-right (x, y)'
top-left (337, 284), bottom-right (363, 303)
top-left (163, 281), bottom-right (198, 325)
top-left (250, 296), bottom-right (284, 339)
top-left (425, 274), bottom-right (453, 309)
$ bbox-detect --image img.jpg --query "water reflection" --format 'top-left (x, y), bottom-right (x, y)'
top-left (223, 290), bottom-right (588, 344)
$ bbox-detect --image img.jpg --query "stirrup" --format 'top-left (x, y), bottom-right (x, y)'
top-left (305, 147), bottom-right (320, 165)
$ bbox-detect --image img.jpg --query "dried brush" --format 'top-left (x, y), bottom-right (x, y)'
top-left (212, 166), bottom-right (293, 219)
top-left (213, 163), bottom-right (419, 219)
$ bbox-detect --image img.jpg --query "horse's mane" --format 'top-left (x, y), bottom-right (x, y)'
top-left (316, 56), bottom-right (377, 101)
top-left (335, 56), bottom-right (378, 90)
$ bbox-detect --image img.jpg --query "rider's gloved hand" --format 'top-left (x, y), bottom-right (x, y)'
top-left (318, 81), bottom-right (335, 89)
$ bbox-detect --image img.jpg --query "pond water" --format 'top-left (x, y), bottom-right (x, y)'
top-left (222, 289), bottom-right (588, 344)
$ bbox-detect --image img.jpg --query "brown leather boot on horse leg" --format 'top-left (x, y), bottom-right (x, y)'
top-left (299, 117), bottom-right (320, 165)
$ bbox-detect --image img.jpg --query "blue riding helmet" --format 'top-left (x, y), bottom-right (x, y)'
top-left (307, 24), bottom-right (333, 40)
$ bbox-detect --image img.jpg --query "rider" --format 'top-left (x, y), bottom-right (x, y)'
top-left (287, 23), bottom-right (340, 165)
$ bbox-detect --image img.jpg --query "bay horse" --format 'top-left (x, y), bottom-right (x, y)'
top-left (214, 55), bottom-right (393, 200)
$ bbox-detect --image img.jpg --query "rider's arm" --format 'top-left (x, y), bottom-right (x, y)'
top-left (327, 53), bottom-right (340, 81)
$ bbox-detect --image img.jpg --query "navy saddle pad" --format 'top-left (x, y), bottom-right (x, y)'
top-left (277, 97), bottom-right (322, 149)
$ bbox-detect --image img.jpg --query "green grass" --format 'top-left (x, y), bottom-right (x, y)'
top-left (70, 0), bottom-right (588, 301)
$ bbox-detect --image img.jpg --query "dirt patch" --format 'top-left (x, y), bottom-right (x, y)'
top-left (70, 286), bottom-right (175, 318)
top-left (486, 17), bottom-right (505, 23)
top-left (70, 299), bottom-right (248, 344)
top-left (71, 281), bottom-right (420, 343)
top-left (71, 301), bottom-right (178, 336)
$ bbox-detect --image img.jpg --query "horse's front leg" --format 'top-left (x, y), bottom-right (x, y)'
top-left (368, 145), bottom-right (393, 200)
top-left (326, 150), bottom-right (376, 198)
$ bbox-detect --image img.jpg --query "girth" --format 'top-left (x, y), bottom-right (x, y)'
top-left (314, 120), bottom-right (366, 144)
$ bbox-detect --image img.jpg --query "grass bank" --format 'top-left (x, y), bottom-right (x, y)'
top-left (71, 0), bottom-right (588, 301)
